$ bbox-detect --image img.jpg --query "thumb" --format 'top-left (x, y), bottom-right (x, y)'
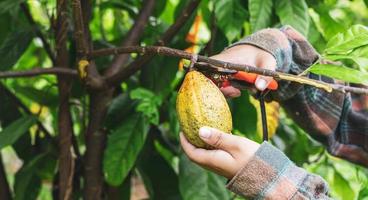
top-left (199, 126), bottom-right (237, 151)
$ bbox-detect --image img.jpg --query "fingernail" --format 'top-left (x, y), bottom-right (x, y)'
top-left (255, 78), bottom-right (268, 91)
top-left (199, 127), bottom-right (211, 139)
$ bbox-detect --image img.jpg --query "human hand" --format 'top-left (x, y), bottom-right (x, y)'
top-left (210, 45), bottom-right (277, 97)
top-left (180, 126), bottom-right (260, 179)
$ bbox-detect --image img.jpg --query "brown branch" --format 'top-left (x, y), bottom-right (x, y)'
top-left (105, 0), bottom-right (155, 77)
top-left (72, 0), bottom-right (105, 90)
top-left (56, 0), bottom-right (75, 199)
top-left (20, 2), bottom-right (56, 64)
top-left (84, 90), bottom-right (113, 200)
top-left (0, 155), bottom-right (11, 200)
top-left (105, 0), bottom-right (201, 86)
top-left (90, 46), bottom-right (368, 95)
top-left (0, 68), bottom-right (78, 79)
top-left (71, 0), bottom-right (88, 57)
top-left (73, 0), bottom-right (109, 199)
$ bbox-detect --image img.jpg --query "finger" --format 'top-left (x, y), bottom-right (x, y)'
top-left (255, 52), bottom-right (277, 91)
top-left (180, 132), bottom-right (236, 178)
top-left (180, 132), bottom-right (209, 163)
top-left (198, 126), bottom-right (241, 152)
top-left (180, 132), bottom-right (234, 165)
top-left (220, 86), bottom-right (241, 98)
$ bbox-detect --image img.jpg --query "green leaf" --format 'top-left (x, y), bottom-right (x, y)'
top-left (230, 91), bottom-right (257, 139)
top-left (275, 0), bottom-right (309, 36)
top-left (325, 46), bottom-right (368, 71)
top-left (0, 29), bottom-right (33, 71)
top-left (358, 186), bottom-right (368, 200)
top-left (309, 7), bottom-right (345, 40)
top-left (137, 131), bottom-right (181, 200)
top-left (332, 169), bottom-right (355, 200)
top-left (12, 84), bottom-right (59, 107)
top-left (215, 0), bottom-right (248, 41)
top-left (308, 64), bottom-right (368, 85)
top-left (364, 0), bottom-right (368, 8)
top-left (0, 115), bottom-right (36, 150)
top-left (106, 93), bottom-right (137, 129)
top-left (179, 154), bottom-right (230, 200)
top-left (325, 25), bottom-right (368, 54)
top-left (103, 113), bottom-right (150, 186)
top-left (248, 0), bottom-right (273, 33)
top-left (130, 88), bottom-right (163, 125)
top-left (0, 0), bottom-right (23, 14)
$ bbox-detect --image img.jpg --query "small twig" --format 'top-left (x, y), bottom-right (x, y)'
top-left (105, 0), bottom-right (155, 77)
top-left (71, 0), bottom-right (88, 57)
top-left (72, 0), bottom-right (105, 90)
top-left (90, 46), bottom-right (368, 95)
top-left (20, 2), bottom-right (56, 64)
top-left (0, 67), bottom-right (78, 79)
top-left (104, 0), bottom-right (201, 86)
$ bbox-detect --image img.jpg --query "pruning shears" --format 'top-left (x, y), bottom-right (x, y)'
top-left (196, 63), bottom-right (278, 141)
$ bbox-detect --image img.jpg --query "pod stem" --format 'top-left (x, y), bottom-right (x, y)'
top-left (188, 54), bottom-right (198, 71)
top-left (257, 91), bottom-right (269, 142)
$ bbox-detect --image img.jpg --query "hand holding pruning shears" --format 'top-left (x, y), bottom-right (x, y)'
top-left (180, 44), bottom-right (278, 179)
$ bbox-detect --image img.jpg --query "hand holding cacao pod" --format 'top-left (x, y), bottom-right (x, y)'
top-left (176, 70), bottom-right (233, 149)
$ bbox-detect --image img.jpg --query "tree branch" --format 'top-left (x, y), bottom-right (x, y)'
top-left (56, 0), bottom-right (75, 199)
top-left (105, 0), bottom-right (201, 86)
top-left (71, 0), bottom-right (88, 57)
top-left (104, 0), bottom-right (155, 77)
top-left (72, 0), bottom-right (105, 90)
top-left (90, 46), bottom-right (368, 95)
top-left (72, 1), bottom-right (110, 199)
top-left (84, 90), bottom-right (113, 200)
top-left (0, 67), bottom-right (77, 79)
top-left (20, 2), bottom-right (56, 64)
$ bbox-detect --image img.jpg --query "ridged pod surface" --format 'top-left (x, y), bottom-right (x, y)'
top-left (176, 70), bottom-right (232, 148)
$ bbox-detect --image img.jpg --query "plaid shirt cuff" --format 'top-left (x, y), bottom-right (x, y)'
top-left (226, 142), bottom-right (330, 199)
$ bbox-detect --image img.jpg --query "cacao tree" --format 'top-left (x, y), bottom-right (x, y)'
top-left (0, 0), bottom-right (367, 200)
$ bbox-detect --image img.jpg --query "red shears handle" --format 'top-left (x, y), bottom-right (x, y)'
top-left (227, 71), bottom-right (278, 90)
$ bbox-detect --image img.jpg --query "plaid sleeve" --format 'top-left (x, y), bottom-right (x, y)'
top-left (227, 142), bottom-right (331, 199)
top-left (226, 26), bottom-right (368, 198)
top-left (229, 26), bottom-right (368, 166)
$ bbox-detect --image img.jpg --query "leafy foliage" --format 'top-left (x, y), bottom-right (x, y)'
top-left (0, 0), bottom-right (367, 199)
top-left (179, 154), bottom-right (230, 200)
top-left (214, 0), bottom-right (248, 42)
top-left (275, 0), bottom-right (309, 36)
top-left (249, 0), bottom-right (273, 32)
top-left (0, 29), bottom-right (33, 71)
top-left (103, 113), bottom-right (150, 186)
top-left (0, 115), bottom-right (36, 150)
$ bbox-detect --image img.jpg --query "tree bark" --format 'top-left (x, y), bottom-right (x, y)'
top-left (56, 0), bottom-right (75, 199)
top-left (82, 1), bottom-right (155, 199)
top-left (83, 90), bottom-right (113, 200)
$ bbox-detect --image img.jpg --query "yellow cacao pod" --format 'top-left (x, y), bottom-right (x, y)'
top-left (176, 70), bottom-right (233, 148)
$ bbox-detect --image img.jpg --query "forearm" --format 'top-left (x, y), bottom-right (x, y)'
top-left (227, 142), bottom-right (331, 199)
top-left (229, 26), bottom-right (368, 166)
